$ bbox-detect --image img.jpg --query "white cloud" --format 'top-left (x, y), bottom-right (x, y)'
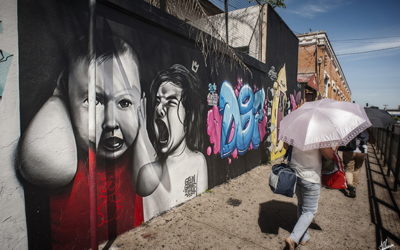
top-left (286, 0), bottom-right (348, 18)
top-left (334, 38), bottom-right (400, 56)
top-left (339, 50), bottom-right (400, 62)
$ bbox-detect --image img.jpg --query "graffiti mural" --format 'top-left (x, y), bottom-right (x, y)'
top-left (268, 65), bottom-right (288, 161)
top-left (267, 67), bottom-right (303, 161)
top-left (264, 6), bottom-right (300, 162)
top-left (138, 64), bottom-right (208, 221)
top-left (5, 0), bottom-right (300, 248)
top-left (19, 33), bottom-right (146, 249)
top-left (206, 79), bottom-right (267, 163)
top-left (0, 49), bottom-right (13, 97)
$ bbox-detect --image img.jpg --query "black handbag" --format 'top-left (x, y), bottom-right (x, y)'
top-left (268, 146), bottom-right (297, 197)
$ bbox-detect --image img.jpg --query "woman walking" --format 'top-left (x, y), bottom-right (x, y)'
top-left (277, 99), bottom-right (371, 249)
top-left (284, 144), bottom-right (335, 249)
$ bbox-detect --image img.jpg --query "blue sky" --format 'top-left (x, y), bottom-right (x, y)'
top-left (275, 0), bottom-right (400, 109)
top-left (210, 0), bottom-right (400, 109)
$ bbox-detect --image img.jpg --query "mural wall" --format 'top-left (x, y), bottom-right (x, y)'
top-left (265, 6), bottom-right (301, 161)
top-left (0, 0), bottom-right (300, 249)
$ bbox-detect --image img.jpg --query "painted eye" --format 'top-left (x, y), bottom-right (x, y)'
top-left (119, 99), bottom-right (132, 108)
top-left (168, 101), bottom-right (178, 107)
top-left (83, 98), bottom-right (101, 105)
top-left (167, 97), bottom-right (180, 106)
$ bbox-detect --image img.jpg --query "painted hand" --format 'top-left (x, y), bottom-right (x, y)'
top-left (132, 93), bottom-right (159, 192)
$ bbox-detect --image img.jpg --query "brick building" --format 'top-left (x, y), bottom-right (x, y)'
top-left (297, 31), bottom-right (351, 102)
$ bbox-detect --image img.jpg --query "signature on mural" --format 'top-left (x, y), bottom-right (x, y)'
top-left (183, 175), bottom-right (197, 197)
top-left (207, 79), bottom-right (267, 162)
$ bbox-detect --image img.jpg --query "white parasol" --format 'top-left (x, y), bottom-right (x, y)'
top-left (278, 98), bottom-right (372, 151)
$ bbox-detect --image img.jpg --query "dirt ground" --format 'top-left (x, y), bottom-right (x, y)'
top-left (108, 158), bottom-right (380, 250)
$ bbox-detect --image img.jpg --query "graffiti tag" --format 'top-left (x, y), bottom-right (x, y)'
top-left (183, 175), bottom-right (197, 197)
top-left (207, 81), bottom-right (266, 160)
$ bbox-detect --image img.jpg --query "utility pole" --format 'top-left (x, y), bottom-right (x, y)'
top-left (224, 0), bottom-right (229, 46)
top-left (383, 104), bottom-right (388, 110)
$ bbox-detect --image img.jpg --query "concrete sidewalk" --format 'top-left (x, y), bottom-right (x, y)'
top-left (110, 161), bottom-right (376, 250)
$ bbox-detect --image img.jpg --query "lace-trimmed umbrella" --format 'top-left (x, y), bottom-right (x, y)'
top-left (278, 98), bottom-right (372, 151)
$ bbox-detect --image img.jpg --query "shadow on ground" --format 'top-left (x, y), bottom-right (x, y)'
top-left (258, 200), bottom-right (322, 235)
top-left (366, 145), bottom-right (400, 248)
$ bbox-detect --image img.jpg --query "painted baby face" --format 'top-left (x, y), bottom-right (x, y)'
top-left (68, 50), bottom-right (141, 160)
top-left (153, 81), bottom-right (186, 156)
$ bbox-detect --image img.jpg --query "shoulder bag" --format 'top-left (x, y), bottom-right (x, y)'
top-left (269, 146), bottom-right (297, 197)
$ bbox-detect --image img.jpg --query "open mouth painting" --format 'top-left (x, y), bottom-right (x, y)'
top-left (103, 136), bottom-right (124, 151)
top-left (98, 132), bottom-right (127, 160)
top-left (155, 118), bottom-right (169, 151)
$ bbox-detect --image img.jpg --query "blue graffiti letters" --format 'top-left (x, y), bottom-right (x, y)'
top-left (219, 81), bottom-right (265, 158)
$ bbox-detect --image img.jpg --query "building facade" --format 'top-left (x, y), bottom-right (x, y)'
top-left (297, 31), bottom-right (351, 102)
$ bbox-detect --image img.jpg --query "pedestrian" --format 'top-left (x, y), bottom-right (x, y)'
top-left (338, 130), bottom-right (369, 198)
top-left (284, 143), bottom-right (336, 250)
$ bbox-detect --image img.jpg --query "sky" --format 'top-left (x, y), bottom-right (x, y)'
top-left (210, 0), bottom-right (400, 109)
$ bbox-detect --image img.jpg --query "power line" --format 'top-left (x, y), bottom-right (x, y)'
top-left (332, 35), bottom-right (400, 42)
top-left (336, 46), bottom-right (400, 56)
top-left (333, 40), bottom-right (400, 44)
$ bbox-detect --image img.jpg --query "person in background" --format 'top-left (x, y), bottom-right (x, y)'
top-left (338, 130), bottom-right (369, 198)
top-left (304, 87), bottom-right (317, 102)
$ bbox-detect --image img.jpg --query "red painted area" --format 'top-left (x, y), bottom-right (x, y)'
top-left (50, 152), bottom-right (143, 250)
top-left (88, 147), bottom-right (97, 250)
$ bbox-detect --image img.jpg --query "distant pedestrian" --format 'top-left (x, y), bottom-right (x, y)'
top-left (338, 130), bottom-right (369, 198)
top-left (283, 143), bottom-right (336, 250)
